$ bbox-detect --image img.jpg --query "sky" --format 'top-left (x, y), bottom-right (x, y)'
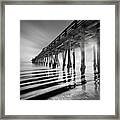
top-left (20, 20), bottom-right (72, 62)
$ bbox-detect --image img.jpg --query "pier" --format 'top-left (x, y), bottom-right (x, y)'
top-left (20, 20), bottom-right (100, 100)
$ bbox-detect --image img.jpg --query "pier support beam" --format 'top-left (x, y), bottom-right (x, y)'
top-left (55, 53), bottom-right (59, 67)
top-left (49, 56), bottom-right (52, 68)
top-left (93, 45), bottom-right (97, 81)
top-left (48, 57), bottom-right (49, 67)
top-left (46, 56), bottom-right (48, 67)
top-left (45, 57), bottom-right (47, 66)
top-left (67, 49), bottom-right (72, 72)
top-left (41, 58), bottom-right (43, 65)
top-left (73, 48), bottom-right (75, 70)
top-left (62, 49), bottom-right (67, 71)
top-left (53, 54), bottom-right (57, 69)
top-left (80, 29), bottom-right (86, 84)
top-left (44, 57), bottom-right (46, 66)
top-left (67, 40), bottom-right (72, 72)
top-left (80, 42), bottom-right (86, 84)
top-left (43, 57), bottom-right (45, 66)
top-left (97, 34), bottom-right (100, 81)
top-left (93, 45), bottom-right (96, 73)
top-left (51, 54), bottom-right (55, 69)
top-left (39, 58), bottom-right (41, 65)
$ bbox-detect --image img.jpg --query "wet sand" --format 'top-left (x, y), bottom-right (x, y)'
top-left (20, 62), bottom-right (100, 100)
top-left (49, 81), bottom-right (100, 100)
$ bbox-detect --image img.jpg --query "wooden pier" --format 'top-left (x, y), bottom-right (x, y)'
top-left (32, 20), bottom-right (100, 83)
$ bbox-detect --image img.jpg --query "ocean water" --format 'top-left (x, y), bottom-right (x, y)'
top-left (20, 61), bottom-right (100, 100)
top-left (20, 61), bottom-right (94, 81)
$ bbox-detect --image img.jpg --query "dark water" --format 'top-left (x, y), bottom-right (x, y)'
top-left (20, 62), bottom-right (100, 100)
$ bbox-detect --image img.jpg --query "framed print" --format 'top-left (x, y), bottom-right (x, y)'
top-left (0, 0), bottom-right (119, 119)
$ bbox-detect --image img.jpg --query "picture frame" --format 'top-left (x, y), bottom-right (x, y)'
top-left (0, 0), bottom-right (119, 119)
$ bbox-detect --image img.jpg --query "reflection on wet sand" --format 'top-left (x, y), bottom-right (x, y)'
top-left (20, 65), bottom-right (100, 100)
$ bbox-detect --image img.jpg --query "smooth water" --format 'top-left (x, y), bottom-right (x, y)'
top-left (20, 61), bottom-right (99, 100)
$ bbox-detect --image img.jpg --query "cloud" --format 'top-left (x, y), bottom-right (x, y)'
top-left (20, 20), bottom-right (72, 62)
